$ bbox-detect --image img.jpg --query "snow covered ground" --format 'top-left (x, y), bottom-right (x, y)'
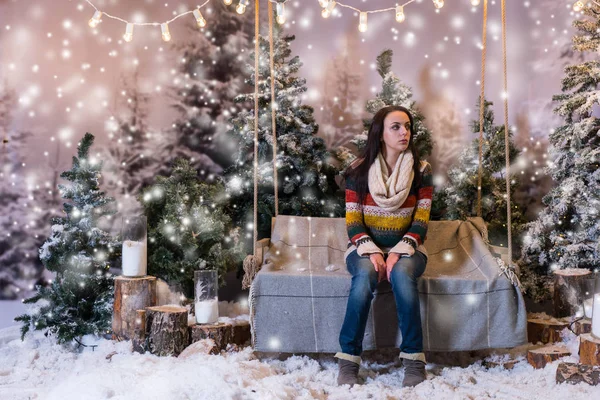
top-left (1, 303), bottom-right (599, 400)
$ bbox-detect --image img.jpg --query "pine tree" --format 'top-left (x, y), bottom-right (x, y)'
top-left (443, 97), bottom-right (525, 248)
top-left (140, 158), bottom-right (245, 298)
top-left (165, 2), bottom-right (255, 177)
top-left (346, 49), bottom-right (434, 160)
top-left (520, 4), bottom-right (600, 299)
top-left (16, 133), bottom-right (121, 343)
top-left (224, 27), bottom-right (345, 245)
top-left (0, 87), bottom-right (49, 299)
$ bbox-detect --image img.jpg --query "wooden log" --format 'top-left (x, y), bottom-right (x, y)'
top-left (189, 322), bottom-right (233, 352)
top-left (572, 319), bottom-right (592, 336)
top-left (527, 345), bottom-right (570, 369)
top-left (178, 339), bottom-right (219, 358)
top-left (112, 276), bottom-right (157, 340)
top-left (580, 334), bottom-right (600, 366)
top-left (527, 316), bottom-right (569, 344)
top-left (132, 309), bottom-right (147, 354)
top-left (556, 362), bottom-right (600, 386)
top-left (145, 306), bottom-right (189, 357)
top-left (231, 320), bottom-right (251, 346)
top-left (553, 268), bottom-right (592, 318)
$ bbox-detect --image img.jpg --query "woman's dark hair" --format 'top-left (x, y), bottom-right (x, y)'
top-left (346, 105), bottom-right (421, 204)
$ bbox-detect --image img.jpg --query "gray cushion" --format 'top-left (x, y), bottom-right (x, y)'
top-left (250, 216), bottom-right (527, 353)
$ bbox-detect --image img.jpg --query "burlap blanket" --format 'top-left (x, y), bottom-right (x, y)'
top-left (249, 216), bottom-right (527, 353)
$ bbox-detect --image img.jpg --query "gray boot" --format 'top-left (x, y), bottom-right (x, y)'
top-left (337, 358), bottom-right (359, 386)
top-left (402, 358), bottom-right (426, 387)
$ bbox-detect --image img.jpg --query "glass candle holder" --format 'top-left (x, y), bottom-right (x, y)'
top-left (194, 270), bottom-right (219, 324)
top-left (121, 216), bottom-right (147, 277)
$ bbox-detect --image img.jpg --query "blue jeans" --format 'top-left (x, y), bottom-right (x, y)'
top-left (338, 249), bottom-right (427, 358)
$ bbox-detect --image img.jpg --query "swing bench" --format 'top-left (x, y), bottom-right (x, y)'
top-left (245, 1), bottom-right (526, 354)
top-left (248, 215), bottom-right (527, 353)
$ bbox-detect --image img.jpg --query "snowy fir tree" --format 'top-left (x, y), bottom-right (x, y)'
top-left (319, 26), bottom-right (365, 150)
top-left (165, 1), bottom-right (255, 177)
top-left (339, 49), bottom-right (434, 163)
top-left (140, 158), bottom-right (245, 298)
top-left (224, 27), bottom-right (345, 244)
top-left (15, 133), bottom-right (122, 343)
top-left (443, 97), bottom-right (525, 248)
top-left (520, 4), bottom-right (600, 299)
top-left (0, 86), bottom-right (53, 300)
top-left (103, 69), bottom-right (160, 213)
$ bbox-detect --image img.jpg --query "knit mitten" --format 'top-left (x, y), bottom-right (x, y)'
top-left (337, 358), bottom-right (359, 386)
top-left (402, 358), bottom-right (426, 387)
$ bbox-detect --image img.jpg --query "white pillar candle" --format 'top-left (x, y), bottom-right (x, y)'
top-left (584, 297), bottom-right (594, 319)
top-left (593, 294), bottom-right (600, 339)
top-left (122, 239), bottom-right (147, 277)
top-left (195, 299), bottom-right (219, 324)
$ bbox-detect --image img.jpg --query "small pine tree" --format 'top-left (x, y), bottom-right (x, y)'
top-left (443, 97), bottom-right (525, 248)
top-left (16, 133), bottom-right (121, 343)
top-left (520, 4), bottom-right (600, 300)
top-left (140, 158), bottom-right (245, 298)
top-left (224, 27), bottom-right (344, 245)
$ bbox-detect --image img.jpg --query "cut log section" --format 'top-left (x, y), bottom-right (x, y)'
top-left (145, 306), bottom-right (189, 357)
top-left (112, 276), bottom-right (157, 340)
top-left (571, 319), bottom-right (592, 336)
top-left (132, 309), bottom-right (147, 354)
top-left (527, 345), bottom-right (570, 369)
top-left (580, 334), bottom-right (600, 366)
top-left (556, 362), bottom-right (600, 386)
top-left (553, 268), bottom-right (592, 318)
top-left (527, 316), bottom-right (569, 344)
top-left (189, 322), bottom-right (233, 352)
top-left (231, 320), bottom-right (251, 346)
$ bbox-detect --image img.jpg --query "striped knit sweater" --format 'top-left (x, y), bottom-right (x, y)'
top-left (345, 160), bottom-right (433, 259)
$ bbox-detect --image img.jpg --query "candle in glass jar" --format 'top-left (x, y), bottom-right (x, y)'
top-left (195, 299), bottom-right (219, 324)
top-left (122, 239), bottom-right (147, 276)
top-left (584, 297), bottom-right (593, 319)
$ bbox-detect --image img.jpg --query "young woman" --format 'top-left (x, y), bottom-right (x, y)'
top-left (335, 105), bottom-right (433, 387)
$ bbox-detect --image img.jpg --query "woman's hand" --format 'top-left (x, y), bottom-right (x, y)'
top-left (385, 252), bottom-right (401, 282)
top-left (369, 253), bottom-right (386, 282)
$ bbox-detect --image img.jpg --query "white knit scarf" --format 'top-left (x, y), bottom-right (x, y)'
top-left (368, 150), bottom-right (414, 212)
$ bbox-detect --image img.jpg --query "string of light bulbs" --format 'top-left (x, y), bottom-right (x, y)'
top-left (316, 0), bottom-right (483, 33)
top-left (572, 0), bottom-right (600, 12)
top-left (83, 0), bottom-right (289, 42)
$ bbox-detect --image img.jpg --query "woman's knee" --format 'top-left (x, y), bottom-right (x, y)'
top-left (390, 257), bottom-right (425, 283)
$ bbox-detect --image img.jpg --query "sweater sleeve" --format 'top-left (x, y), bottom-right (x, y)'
top-left (399, 162), bottom-right (433, 248)
top-left (345, 176), bottom-right (384, 256)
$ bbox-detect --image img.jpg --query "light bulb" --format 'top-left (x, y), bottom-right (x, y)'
top-left (276, 3), bottom-right (286, 25)
top-left (224, 0), bottom-right (233, 5)
top-left (471, 0), bottom-right (481, 5)
top-left (396, 5), bottom-right (405, 23)
top-left (573, 1), bottom-right (584, 12)
top-left (193, 9), bottom-right (206, 28)
top-left (88, 11), bottom-right (102, 28)
top-left (123, 23), bottom-right (133, 42)
top-left (433, 0), bottom-right (444, 9)
top-left (237, 0), bottom-right (249, 14)
top-left (358, 12), bottom-right (367, 33)
top-left (161, 23), bottom-right (171, 41)
top-left (322, 1), bottom-right (336, 18)
top-left (319, 0), bottom-right (330, 7)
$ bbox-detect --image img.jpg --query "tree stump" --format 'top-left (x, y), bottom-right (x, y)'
top-left (231, 320), bottom-right (251, 346)
top-left (580, 334), bottom-right (600, 366)
top-left (556, 362), bottom-right (600, 386)
top-left (572, 319), bottom-right (592, 336)
top-left (527, 345), bottom-right (570, 369)
top-left (527, 316), bottom-right (569, 344)
top-left (112, 276), bottom-right (157, 340)
top-left (189, 322), bottom-right (233, 352)
top-left (553, 268), bottom-right (592, 318)
top-left (145, 306), bottom-right (189, 357)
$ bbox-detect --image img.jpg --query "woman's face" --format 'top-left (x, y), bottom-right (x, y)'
top-left (381, 111), bottom-right (411, 154)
